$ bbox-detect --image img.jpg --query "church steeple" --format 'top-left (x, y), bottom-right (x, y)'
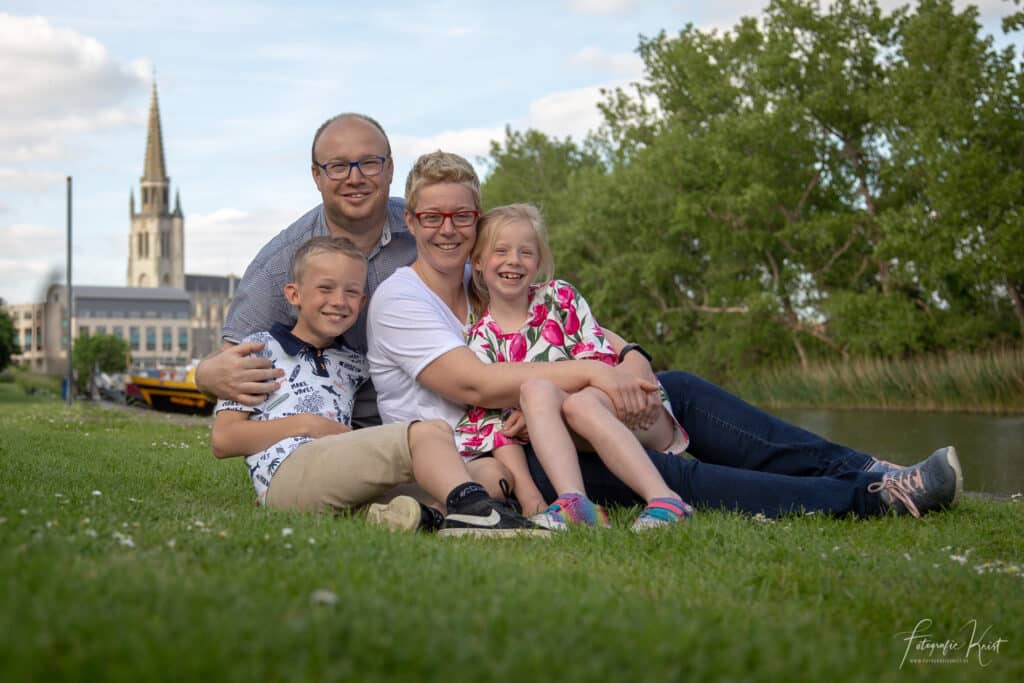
top-left (143, 81), bottom-right (168, 182)
top-left (128, 74), bottom-right (185, 289)
top-left (138, 79), bottom-right (170, 215)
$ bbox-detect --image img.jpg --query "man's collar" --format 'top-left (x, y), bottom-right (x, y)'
top-left (269, 321), bottom-right (343, 354)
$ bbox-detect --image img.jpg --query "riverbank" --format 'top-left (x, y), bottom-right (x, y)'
top-left (731, 348), bottom-right (1024, 414)
top-left (1, 390), bottom-right (1021, 681)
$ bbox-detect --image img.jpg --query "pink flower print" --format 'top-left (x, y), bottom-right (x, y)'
top-left (557, 285), bottom-right (575, 309)
top-left (479, 423), bottom-right (494, 437)
top-left (593, 323), bottom-right (604, 338)
top-left (457, 423), bottom-right (478, 434)
top-left (528, 304), bottom-right (547, 327)
top-left (508, 333), bottom-right (527, 362)
top-left (462, 435), bottom-right (484, 449)
top-left (571, 341), bottom-right (595, 357)
top-left (466, 406), bottom-right (486, 423)
top-left (487, 320), bottom-right (503, 336)
top-left (493, 432), bottom-right (513, 449)
top-left (541, 319), bottom-right (564, 346)
top-left (593, 352), bottom-right (618, 367)
top-left (496, 351), bottom-right (506, 362)
top-left (564, 304), bottom-right (580, 335)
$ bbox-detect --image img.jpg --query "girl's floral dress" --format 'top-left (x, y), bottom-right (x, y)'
top-left (454, 279), bottom-right (688, 459)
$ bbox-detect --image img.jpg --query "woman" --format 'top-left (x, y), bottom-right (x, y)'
top-left (366, 150), bottom-right (962, 520)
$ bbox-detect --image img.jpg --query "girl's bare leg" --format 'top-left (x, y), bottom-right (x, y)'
top-left (518, 378), bottom-right (586, 496)
top-left (465, 456), bottom-right (513, 499)
top-left (633, 407), bottom-right (678, 452)
top-left (562, 387), bottom-right (678, 502)
top-left (493, 444), bottom-right (548, 515)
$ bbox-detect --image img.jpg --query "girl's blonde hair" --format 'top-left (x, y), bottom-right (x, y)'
top-left (470, 203), bottom-right (555, 316)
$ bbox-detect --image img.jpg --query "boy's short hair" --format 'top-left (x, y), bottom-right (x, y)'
top-left (290, 236), bottom-right (367, 283)
top-left (404, 150), bottom-right (481, 212)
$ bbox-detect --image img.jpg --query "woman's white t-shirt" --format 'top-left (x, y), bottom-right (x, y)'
top-left (366, 266), bottom-right (472, 427)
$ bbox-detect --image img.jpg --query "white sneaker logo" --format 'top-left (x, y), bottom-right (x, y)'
top-left (445, 509), bottom-right (502, 527)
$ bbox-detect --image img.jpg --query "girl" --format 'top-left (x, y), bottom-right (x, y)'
top-left (455, 203), bottom-right (693, 531)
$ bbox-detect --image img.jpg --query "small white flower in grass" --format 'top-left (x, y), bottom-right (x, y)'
top-left (308, 538), bottom-right (316, 545)
top-left (46, 520), bottom-right (56, 528)
top-left (281, 527), bottom-right (293, 537)
top-left (129, 498), bottom-right (142, 503)
top-left (166, 539), bottom-right (177, 549)
top-left (0, 517), bottom-right (6, 525)
top-left (1011, 492), bottom-right (1022, 502)
top-left (904, 553), bottom-right (913, 561)
top-left (193, 520), bottom-right (205, 528)
top-left (942, 545), bottom-right (952, 551)
top-left (112, 531), bottom-right (135, 548)
top-left (284, 543), bottom-right (292, 549)
top-left (310, 589), bottom-right (338, 607)
top-left (54, 493), bottom-right (63, 498)
top-left (950, 549), bottom-right (972, 565)
top-left (91, 490), bottom-right (102, 497)
top-left (84, 528), bottom-right (98, 538)
top-left (19, 509), bottom-right (27, 515)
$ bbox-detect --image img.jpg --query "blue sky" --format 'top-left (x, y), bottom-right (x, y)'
top-left (0, 0), bottom-right (1016, 304)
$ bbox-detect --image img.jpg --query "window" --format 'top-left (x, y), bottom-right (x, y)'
top-left (23, 329), bottom-right (32, 349)
top-left (96, 325), bottom-right (107, 335)
top-left (113, 326), bottom-right (124, 341)
top-left (129, 326), bottom-right (140, 351)
top-left (145, 327), bottom-right (156, 351)
top-left (78, 326), bottom-right (90, 339)
top-left (35, 326), bottom-right (41, 351)
top-left (162, 326), bottom-right (172, 352)
top-left (178, 327), bottom-right (188, 351)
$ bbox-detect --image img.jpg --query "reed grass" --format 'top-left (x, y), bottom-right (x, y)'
top-left (734, 348), bottom-right (1024, 414)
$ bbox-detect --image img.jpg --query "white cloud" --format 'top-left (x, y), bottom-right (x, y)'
top-left (0, 13), bottom-right (148, 161)
top-left (525, 85), bottom-right (609, 140)
top-left (185, 206), bottom-right (303, 277)
top-left (0, 223), bottom-right (64, 304)
top-left (392, 127), bottom-right (506, 166)
top-left (0, 168), bottom-right (67, 193)
top-left (565, 0), bottom-right (637, 16)
top-left (569, 47), bottom-right (645, 78)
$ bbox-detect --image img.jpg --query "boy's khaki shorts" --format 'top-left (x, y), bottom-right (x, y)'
top-left (264, 422), bottom-right (419, 513)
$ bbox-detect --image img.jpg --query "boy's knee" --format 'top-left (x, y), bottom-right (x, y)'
top-left (408, 419), bottom-right (453, 447)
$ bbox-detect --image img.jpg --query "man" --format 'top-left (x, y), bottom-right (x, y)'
top-left (195, 113), bottom-right (415, 426)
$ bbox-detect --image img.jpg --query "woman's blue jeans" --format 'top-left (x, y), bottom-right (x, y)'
top-left (525, 370), bottom-right (887, 517)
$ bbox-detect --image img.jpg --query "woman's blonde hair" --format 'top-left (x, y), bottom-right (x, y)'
top-left (470, 203), bottom-right (554, 316)
top-left (404, 150), bottom-right (481, 212)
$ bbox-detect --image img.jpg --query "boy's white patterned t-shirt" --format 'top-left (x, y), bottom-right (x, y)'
top-left (214, 323), bottom-right (369, 504)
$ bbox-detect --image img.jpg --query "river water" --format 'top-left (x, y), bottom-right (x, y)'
top-left (770, 407), bottom-right (1024, 496)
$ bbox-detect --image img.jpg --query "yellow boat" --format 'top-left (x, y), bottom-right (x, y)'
top-left (126, 366), bottom-right (214, 415)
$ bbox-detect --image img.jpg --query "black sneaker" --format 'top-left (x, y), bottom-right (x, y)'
top-left (868, 446), bottom-right (963, 517)
top-left (438, 498), bottom-right (549, 538)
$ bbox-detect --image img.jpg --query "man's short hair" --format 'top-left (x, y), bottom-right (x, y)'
top-left (290, 236), bottom-right (367, 283)
top-left (404, 150), bottom-right (481, 212)
top-left (310, 113), bottom-right (392, 164)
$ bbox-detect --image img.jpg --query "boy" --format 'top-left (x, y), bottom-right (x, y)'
top-left (210, 236), bottom-right (543, 537)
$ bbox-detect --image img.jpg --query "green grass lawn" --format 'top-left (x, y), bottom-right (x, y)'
top-left (1, 383), bottom-right (1021, 682)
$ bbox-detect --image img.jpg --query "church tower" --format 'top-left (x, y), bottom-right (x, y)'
top-left (127, 80), bottom-right (184, 288)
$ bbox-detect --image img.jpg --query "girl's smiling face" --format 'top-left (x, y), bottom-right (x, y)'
top-left (475, 219), bottom-right (541, 306)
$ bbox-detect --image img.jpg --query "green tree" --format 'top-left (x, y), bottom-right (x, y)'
top-left (482, 0), bottom-right (1022, 384)
top-left (72, 334), bottom-right (130, 394)
top-left (0, 310), bottom-right (21, 372)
